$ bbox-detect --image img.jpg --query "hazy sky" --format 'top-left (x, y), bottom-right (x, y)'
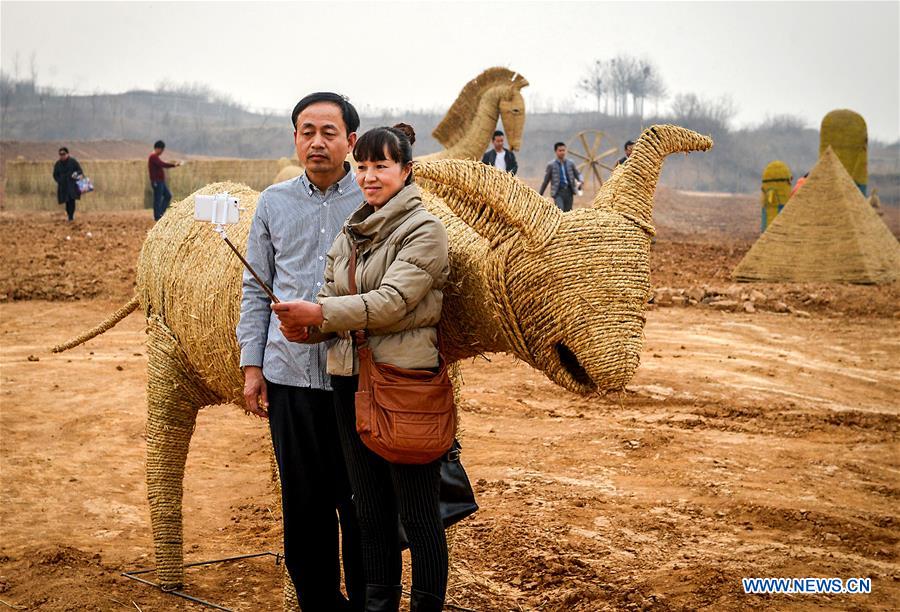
top-left (2, 1), bottom-right (898, 140)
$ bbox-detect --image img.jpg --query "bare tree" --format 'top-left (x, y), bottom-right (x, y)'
top-left (577, 60), bottom-right (605, 114)
top-left (670, 92), bottom-right (737, 132)
top-left (628, 58), bottom-right (666, 119)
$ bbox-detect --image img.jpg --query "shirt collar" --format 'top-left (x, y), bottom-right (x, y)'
top-left (299, 161), bottom-right (355, 196)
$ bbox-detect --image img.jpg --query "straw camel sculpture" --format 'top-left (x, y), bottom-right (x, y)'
top-left (272, 67), bottom-right (529, 184)
top-left (54, 124), bottom-right (712, 606)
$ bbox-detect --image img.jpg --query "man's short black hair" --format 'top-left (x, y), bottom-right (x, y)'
top-left (154, 140), bottom-right (165, 150)
top-left (492, 130), bottom-right (504, 139)
top-left (554, 142), bottom-right (566, 151)
top-left (291, 92), bottom-right (360, 135)
top-left (625, 140), bottom-right (636, 149)
top-left (58, 146), bottom-right (69, 154)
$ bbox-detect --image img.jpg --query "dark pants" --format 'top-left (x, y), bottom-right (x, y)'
top-left (64, 198), bottom-right (76, 221)
top-left (331, 375), bottom-right (447, 602)
top-left (151, 180), bottom-right (172, 221)
top-left (267, 382), bottom-right (364, 612)
top-left (554, 185), bottom-right (574, 212)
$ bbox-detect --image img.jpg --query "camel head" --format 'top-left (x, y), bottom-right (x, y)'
top-left (416, 125), bottom-right (712, 394)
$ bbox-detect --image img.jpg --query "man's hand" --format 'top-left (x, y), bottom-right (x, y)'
top-left (242, 366), bottom-right (269, 419)
top-left (280, 323), bottom-right (310, 343)
top-left (272, 300), bottom-right (324, 327)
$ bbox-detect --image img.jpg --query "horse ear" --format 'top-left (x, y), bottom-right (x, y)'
top-left (415, 160), bottom-right (560, 248)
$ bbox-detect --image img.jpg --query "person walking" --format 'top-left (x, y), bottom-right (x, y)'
top-left (148, 140), bottom-right (182, 221)
top-left (52, 147), bottom-right (83, 222)
top-left (539, 141), bottom-right (583, 212)
top-left (272, 123), bottom-right (451, 612)
top-left (481, 129), bottom-right (518, 175)
top-left (237, 92), bottom-right (365, 612)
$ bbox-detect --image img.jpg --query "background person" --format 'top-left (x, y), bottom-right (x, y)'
top-left (237, 92), bottom-right (364, 612)
top-left (539, 141), bottom-right (583, 212)
top-left (480, 129), bottom-right (518, 175)
top-left (147, 140), bottom-right (182, 221)
top-left (52, 147), bottom-right (83, 222)
top-left (272, 123), bottom-right (451, 612)
top-left (616, 139), bottom-right (635, 166)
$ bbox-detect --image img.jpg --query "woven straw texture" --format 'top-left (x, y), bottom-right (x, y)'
top-left (761, 160), bottom-right (792, 229)
top-left (421, 67), bottom-right (528, 161)
top-left (820, 109), bottom-right (868, 188)
top-left (417, 124), bottom-right (713, 394)
top-left (273, 162), bottom-right (303, 185)
top-left (733, 147), bottom-right (900, 284)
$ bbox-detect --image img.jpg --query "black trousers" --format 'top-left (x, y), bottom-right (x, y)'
top-left (63, 198), bottom-right (76, 220)
top-left (554, 185), bottom-right (574, 212)
top-left (331, 375), bottom-right (448, 601)
top-left (267, 382), bottom-right (364, 612)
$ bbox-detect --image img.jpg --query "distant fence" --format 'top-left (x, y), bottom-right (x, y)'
top-left (2, 159), bottom-right (281, 211)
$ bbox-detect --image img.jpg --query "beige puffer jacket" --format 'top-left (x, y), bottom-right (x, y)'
top-left (317, 183), bottom-right (449, 376)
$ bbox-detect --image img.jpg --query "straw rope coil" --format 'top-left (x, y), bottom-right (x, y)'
top-left (51, 295), bottom-right (140, 353)
top-left (820, 109), bottom-right (868, 191)
top-left (733, 147), bottom-right (900, 284)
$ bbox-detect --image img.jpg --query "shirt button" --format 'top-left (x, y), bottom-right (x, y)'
top-left (320, 228), bottom-right (325, 233)
top-left (323, 201), bottom-right (328, 206)
top-left (316, 282), bottom-right (322, 286)
top-left (318, 256), bottom-right (323, 261)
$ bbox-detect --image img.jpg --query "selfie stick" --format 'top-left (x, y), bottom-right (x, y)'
top-left (200, 193), bottom-right (280, 304)
top-left (214, 225), bottom-right (280, 304)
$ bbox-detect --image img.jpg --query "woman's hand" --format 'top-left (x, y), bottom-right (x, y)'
top-left (272, 300), bottom-right (325, 327)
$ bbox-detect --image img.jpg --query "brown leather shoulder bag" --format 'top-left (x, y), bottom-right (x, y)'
top-left (349, 243), bottom-right (456, 464)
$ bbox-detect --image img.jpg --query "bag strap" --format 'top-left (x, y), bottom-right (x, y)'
top-left (349, 243), bottom-right (368, 347)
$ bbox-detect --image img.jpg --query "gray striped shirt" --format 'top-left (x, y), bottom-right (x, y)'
top-left (237, 167), bottom-right (361, 390)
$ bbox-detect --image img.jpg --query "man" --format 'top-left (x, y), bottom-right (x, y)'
top-left (539, 141), bottom-right (583, 212)
top-left (616, 140), bottom-right (635, 167)
top-left (237, 92), bottom-right (364, 612)
top-left (52, 147), bottom-right (83, 222)
top-left (481, 129), bottom-right (518, 175)
top-left (148, 140), bottom-right (182, 221)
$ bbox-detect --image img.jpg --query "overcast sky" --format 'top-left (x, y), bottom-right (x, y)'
top-left (2, 1), bottom-right (898, 141)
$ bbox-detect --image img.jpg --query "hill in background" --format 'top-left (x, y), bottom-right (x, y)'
top-left (2, 80), bottom-right (897, 202)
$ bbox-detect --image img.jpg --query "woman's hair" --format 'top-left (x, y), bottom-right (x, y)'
top-left (353, 123), bottom-right (416, 185)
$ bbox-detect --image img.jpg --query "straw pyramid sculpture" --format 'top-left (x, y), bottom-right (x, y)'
top-left (733, 147), bottom-right (900, 284)
top-left (53, 124), bottom-right (712, 600)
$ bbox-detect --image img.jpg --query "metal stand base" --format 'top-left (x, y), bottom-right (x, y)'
top-left (121, 551), bottom-right (283, 611)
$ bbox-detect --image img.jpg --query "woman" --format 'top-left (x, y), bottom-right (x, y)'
top-left (52, 147), bottom-right (83, 221)
top-left (273, 123), bottom-right (450, 612)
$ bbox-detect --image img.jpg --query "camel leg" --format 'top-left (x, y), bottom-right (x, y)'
top-left (145, 316), bottom-right (219, 589)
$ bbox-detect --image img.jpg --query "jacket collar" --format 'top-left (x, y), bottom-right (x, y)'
top-left (344, 183), bottom-right (422, 247)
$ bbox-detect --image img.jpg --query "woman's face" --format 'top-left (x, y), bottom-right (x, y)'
top-left (356, 148), bottom-right (411, 208)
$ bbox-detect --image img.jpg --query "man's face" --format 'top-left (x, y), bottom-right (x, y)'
top-left (555, 145), bottom-right (567, 161)
top-left (493, 135), bottom-right (505, 151)
top-left (625, 144), bottom-right (634, 157)
top-left (154, 147), bottom-right (164, 155)
top-left (294, 102), bottom-right (354, 174)
top-left (58, 150), bottom-right (69, 161)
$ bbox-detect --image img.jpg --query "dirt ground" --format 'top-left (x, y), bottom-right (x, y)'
top-left (1, 189), bottom-right (899, 611)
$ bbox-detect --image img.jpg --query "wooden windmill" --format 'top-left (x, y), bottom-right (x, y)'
top-left (569, 130), bottom-right (618, 195)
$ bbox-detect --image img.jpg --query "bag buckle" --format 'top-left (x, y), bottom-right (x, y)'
top-left (446, 448), bottom-right (461, 462)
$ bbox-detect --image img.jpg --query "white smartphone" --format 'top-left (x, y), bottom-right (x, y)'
top-left (194, 193), bottom-right (240, 224)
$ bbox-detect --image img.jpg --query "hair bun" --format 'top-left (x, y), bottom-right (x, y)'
top-left (392, 122), bottom-right (416, 146)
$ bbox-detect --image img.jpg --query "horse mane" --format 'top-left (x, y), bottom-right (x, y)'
top-left (432, 67), bottom-right (529, 149)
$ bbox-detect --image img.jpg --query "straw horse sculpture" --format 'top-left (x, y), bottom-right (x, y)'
top-left (54, 125), bottom-right (712, 604)
top-left (419, 67), bottom-right (528, 162)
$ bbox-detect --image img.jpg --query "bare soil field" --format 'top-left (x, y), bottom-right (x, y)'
top-left (1, 189), bottom-right (899, 611)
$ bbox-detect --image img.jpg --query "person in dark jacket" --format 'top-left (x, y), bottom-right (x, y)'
top-left (539, 142), bottom-right (583, 212)
top-left (52, 147), bottom-right (83, 221)
top-left (616, 140), bottom-right (635, 167)
top-left (148, 140), bottom-right (182, 221)
top-left (480, 130), bottom-right (518, 175)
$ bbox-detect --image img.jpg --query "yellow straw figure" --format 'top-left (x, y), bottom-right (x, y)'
top-left (820, 109), bottom-right (867, 195)
top-left (760, 160), bottom-right (792, 231)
